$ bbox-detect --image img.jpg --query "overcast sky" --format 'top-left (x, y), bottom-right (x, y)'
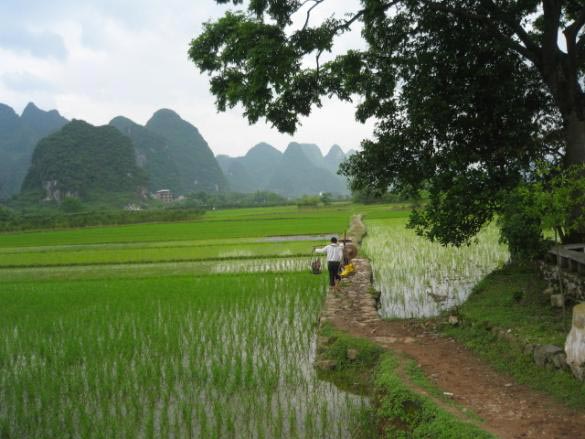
top-left (0, 0), bottom-right (374, 157)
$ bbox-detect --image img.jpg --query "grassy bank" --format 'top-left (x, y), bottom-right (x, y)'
top-left (442, 263), bottom-right (585, 409)
top-left (317, 324), bottom-right (493, 438)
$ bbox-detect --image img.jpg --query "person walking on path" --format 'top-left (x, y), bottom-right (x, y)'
top-left (315, 237), bottom-right (344, 291)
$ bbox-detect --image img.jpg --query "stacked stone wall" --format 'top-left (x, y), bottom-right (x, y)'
top-left (538, 261), bottom-right (585, 302)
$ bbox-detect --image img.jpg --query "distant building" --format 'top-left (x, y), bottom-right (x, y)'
top-left (155, 189), bottom-right (174, 203)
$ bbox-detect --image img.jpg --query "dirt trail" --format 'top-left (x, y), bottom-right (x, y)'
top-left (319, 258), bottom-right (585, 439)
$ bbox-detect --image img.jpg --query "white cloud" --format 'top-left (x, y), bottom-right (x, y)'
top-left (0, 0), bottom-right (373, 156)
top-left (2, 71), bottom-right (58, 92)
top-left (0, 28), bottom-right (68, 60)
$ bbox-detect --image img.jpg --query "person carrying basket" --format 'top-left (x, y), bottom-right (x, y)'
top-left (314, 237), bottom-right (344, 291)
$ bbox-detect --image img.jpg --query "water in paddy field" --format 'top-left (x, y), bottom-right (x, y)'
top-left (211, 256), bottom-right (322, 274)
top-left (0, 275), bottom-right (368, 438)
top-left (363, 221), bottom-right (509, 319)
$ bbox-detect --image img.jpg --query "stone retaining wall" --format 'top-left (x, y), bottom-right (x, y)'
top-left (538, 261), bottom-right (585, 303)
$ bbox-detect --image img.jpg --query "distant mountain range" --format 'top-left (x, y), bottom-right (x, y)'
top-left (0, 102), bottom-right (354, 203)
top-left (22, 120), bottom-right (147, 202)
top-left (109, 110), bottom-right (226, 194)
top-left (217, 143), bottom-right (352, 197)
top-left (0, 103), bottom-right (68, 198)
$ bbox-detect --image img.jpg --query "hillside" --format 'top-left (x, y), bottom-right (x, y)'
top-left (218, 142), bottom-right (283, 192)
top-left (21, 120), bottom-right (147, 202)
top-left (217, 142), bottom-right (349, 196)
top-left (216, 155), bottom-right (258, 193)
top-left (145, 109), bottom-right (227, 193)
top-left (109, 116), bottom-right (181, 193)
top-left (0, 102), bottom-right (68, 198)
top-left (267, 143), bottom-right (347, 197)
top-left (324, 144), bottom-right (346, 173)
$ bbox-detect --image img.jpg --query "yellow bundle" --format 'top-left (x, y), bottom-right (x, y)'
top-left (340, 263), bottom-right (355, 278)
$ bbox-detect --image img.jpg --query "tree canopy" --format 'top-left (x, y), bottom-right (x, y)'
top-left (190, 0), bottom-right (585, 245)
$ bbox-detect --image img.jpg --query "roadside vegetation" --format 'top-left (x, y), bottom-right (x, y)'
top-left (317, 324), bottom-right (494, 438)
top-left (442, 264), bottom-right (585, 409)
top-left (0, 206), bottom-right (205, 233)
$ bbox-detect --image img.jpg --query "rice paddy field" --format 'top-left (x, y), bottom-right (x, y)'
top-left (363, 218), bottom-right (509, 318)
top-left (0, 203), bottom-right (508, 437)
top-left (0, 204), bottom-right (401, 438)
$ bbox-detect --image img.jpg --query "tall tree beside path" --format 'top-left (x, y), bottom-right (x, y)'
top-left (189, 0), bottom-right (585, 245)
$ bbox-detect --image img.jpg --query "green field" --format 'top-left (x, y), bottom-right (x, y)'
top-left (363, 218), bottom-right (508, 318)
top-left (0, 239), bottom-right (325, 268)
top-left (0, 204), bottom-right (406, 248)
top-left (1, 204), bottom-right (401, 438)
top-left (1, 274), bottom-right (371, 438)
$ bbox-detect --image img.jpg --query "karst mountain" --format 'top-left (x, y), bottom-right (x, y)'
top-left (218, 142), bottom-right (350, 197)
top-left (0, 103), bottom-right (68, 198)
top-left (0, 101), bottom-right (351, 204)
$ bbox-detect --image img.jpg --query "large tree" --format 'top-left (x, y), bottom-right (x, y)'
top-left (190, 0), bottom-right (585, 245)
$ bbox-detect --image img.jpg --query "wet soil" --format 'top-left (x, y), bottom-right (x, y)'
top-left (320, 258), bottom-right (585, 439)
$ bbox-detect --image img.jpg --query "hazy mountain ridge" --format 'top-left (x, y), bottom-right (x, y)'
top-left (0, 103), bottom-right (68, 198)
top-left (0, 101), bottom-right (352, 202)
top-left (218, 142), bottom-right (350, 197)
top-left (323, 144), bottom-right (346, 173)
top-left (22, 120), bottom-right (147, 202)
top-left (145, 109), bottom-right (227, 193)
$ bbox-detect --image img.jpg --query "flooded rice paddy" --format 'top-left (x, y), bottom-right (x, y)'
top-left (1, 204), bottom-right (506, 437)
top-left (363, 219), bottom-right (509, 318)
top-left (0, 275), bottom-right (368, 438)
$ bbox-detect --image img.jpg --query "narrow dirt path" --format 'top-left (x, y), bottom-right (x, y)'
top-left (319, 258), bottom-right (585, 439)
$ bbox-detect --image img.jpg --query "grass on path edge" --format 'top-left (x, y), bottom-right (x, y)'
top-left (316, 324), bottom-right (494, 438)
top-left (442, 263), bottom-right (585, 409)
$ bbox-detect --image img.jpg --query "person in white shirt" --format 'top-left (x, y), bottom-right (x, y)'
top-left (314, 237), bottom-right (344, 290)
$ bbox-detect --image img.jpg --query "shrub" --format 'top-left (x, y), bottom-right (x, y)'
top-left (499, 164), bottom-right (585, 262)
top-left (61, 196), bottom-right (84, 213)
top-left (296, 195), bottom-right (320, 207)
top-left (498, 185), bottom-right (549, 263)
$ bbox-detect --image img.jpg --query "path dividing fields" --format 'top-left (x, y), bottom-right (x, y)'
top-left (320, 258), bottom-right (585, 438)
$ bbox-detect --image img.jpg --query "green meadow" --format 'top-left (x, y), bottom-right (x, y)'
top-left (0, 204), bottom-right (406, 248)
top-left (1, 274), bottom-right (371, 438)
top-left (0, 204), bottom-right (400, 438)
top-left (0, 240), bottom-right (324, 268)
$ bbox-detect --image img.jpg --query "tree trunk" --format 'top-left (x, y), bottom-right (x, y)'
top-left (565, 111), bottom-right (585, 167)
top-left (563, 112), bottom-right (585, 244)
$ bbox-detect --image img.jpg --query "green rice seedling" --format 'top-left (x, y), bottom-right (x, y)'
top-left (0, 240), bottom-right (324, 268)
top-left (0, 203), bottom-right (419, 437)
top-left (0, 273), bottom-right (368, 438)
top-left (0, 256), bottom-right (326, 283)
top-left (363, 219), bottom-right (509, 318)
top-left (0, 203), bottom-right (405, 248)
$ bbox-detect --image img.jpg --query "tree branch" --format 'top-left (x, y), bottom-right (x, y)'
top-left (577, 33), bottom-right (585, 64)
top-left (332, 0), bottom-right (399, 34)
top-left (565, 5), bottom-right (585, 37)
top-left (302, 0), bottom-right (326, 30)
top-left (541, 0), bottom-right (562, 58)
top-left (480, 0), bottom-right (542, 63)
top-left (423, 0), bottom-right (540, 63)
top-left (564, 6), bottom-right (585, 65)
